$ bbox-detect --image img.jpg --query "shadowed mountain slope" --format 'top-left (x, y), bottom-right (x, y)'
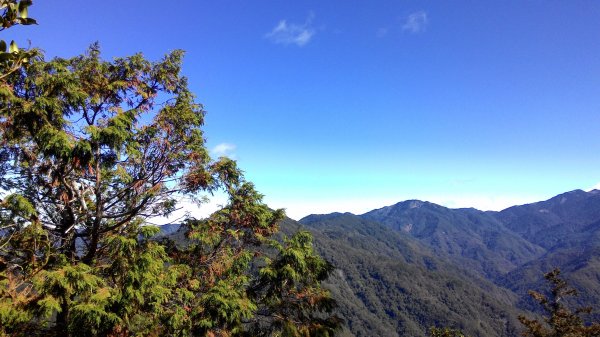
top-left (361, 200), bottom-right (545, 279)
top-left (496, 189), bottom-right (600, 249)
top-left (499, 218), bottom-right (600, 317)
top-left (293, 215), bottom-right (523, 337)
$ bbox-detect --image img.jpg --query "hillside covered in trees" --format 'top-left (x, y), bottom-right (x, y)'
top-left (294, 190), bottom-right (600, 336)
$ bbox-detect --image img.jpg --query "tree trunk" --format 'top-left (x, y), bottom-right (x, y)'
top-left (54, 295), bottom-right (70, 337)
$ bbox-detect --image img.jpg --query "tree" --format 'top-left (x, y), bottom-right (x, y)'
top-left (519, 268), bottom-right (600, 337)
top-left (0, 0), bottom-right (37, 80)
top-left (0, 3), bottom-right (340, 336)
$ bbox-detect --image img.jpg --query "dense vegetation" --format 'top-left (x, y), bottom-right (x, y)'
top-left (296, 214), bottom-right (523, 337)
top-left (519, 268), bottom-right (600, 337)
top-left (298, 190), bottom-right (600, 336)
top-left (0, 2), bottom-right (339, 336)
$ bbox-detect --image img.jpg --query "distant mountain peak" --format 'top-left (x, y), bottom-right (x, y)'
top-left (387, 199), bottom-right (426, 210)
top-left (299, 212), bottom-right (356, 225)
top-left (542, 189), bottom-right (589, 205)
top-left (555, 188), bottom-right (586, 197)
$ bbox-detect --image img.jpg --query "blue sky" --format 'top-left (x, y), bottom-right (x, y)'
top-left (9, 1), bottom-right (600, 219)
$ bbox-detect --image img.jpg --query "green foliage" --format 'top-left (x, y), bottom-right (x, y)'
top-left (0, 0), bottom-right (36, 29)
top-left (247, 231), bottom-right (341, 336)
top-left (0, 0), bottom-right (38, 81)
top-left (519, 268), bottom-right (600, 337)
top-left (0, 4), bottom-right (340, 336)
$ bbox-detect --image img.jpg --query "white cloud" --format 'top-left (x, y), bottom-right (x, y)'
top-left (265, 13), bottom-right (316, 47)
top-left (402, 11), bottom-right (428, 33)
top-left (211, 143), bottom-right (236, 158)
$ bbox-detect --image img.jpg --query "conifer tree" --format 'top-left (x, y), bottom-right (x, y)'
top-left (519, 268), bottom-right (600, 337)
top-left (0, 3), bottom-right (340, 336)
top-left (0, 0), bottom-right (37, 80)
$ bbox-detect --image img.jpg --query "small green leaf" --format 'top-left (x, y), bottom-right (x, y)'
top-left (0, 40), bottom-right (6, 52)
top-left (0, 52), bottom-right (13, 61)
top-left (18, 1), bottom-right (28, 18)
top-left (9, 40), bottom-right (18, 53)
top-left (19, 17), bottom-right (36, 25)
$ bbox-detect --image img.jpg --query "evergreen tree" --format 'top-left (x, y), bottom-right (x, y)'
top-left (0, 0), bottom-right (37, 80)
top-left (0, 3), bottom-right (340, 336)
top-left (519, 269), bottom-right (600, 337)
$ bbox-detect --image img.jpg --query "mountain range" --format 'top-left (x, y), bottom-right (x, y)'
top-left (295, 189), bottom-right (600, 336)
top-left (162, 189), bottom-right (600, 336)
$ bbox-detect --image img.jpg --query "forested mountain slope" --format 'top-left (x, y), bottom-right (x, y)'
top-left (292, 190), bottom-right (600, 336)
top-left (293, 215), bottom-right (523, 337)
top-left (361, 201), bottom-right (545, 279)
top-left (496, 190), bottom-right (600, 249)
top-left (160, 190), bottom-right (600, 336)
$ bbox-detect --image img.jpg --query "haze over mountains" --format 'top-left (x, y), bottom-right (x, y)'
top-left (294, 189), bottom-right (600, 336)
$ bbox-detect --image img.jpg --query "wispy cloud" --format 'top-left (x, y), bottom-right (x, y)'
top-left (211, 143), bottom-right (236, 158)
top-left (402, 11), bottom-right (428, 33)
top-left (265, 13), bottom-right (316, 47)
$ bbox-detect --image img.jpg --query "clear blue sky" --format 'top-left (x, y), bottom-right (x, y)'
top-left (10, 1), bottom-right (600, 218)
